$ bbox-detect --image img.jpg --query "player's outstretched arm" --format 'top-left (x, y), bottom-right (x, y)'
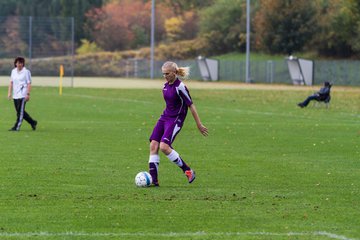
top-left (189, 104), bottom-right (208, 136)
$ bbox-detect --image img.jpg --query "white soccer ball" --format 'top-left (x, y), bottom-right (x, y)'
top-left (135, 171), bottom-right (152, 187)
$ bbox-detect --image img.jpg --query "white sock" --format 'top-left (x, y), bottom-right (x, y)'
top-left (166, 150), bottom-right (183, 167)
top-left (149, 154), bottom-right (160, 163)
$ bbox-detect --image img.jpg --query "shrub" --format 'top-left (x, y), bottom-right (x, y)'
top-left (76, 39), bottom-right (103, 55)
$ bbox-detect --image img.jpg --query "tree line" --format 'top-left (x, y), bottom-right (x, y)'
top-left (1, 0), bottom-right (360, 58)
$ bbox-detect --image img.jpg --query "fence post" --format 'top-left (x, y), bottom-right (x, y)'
top-left (150, 0), bottom-right (155, 79)
top-left (125, 60), bottom-right (129, 78)
top-left (266, 60), bottom-right (273, 83)
top-left (71, 17), bottom-right (75, 87)
top-left (28, 16), bottom-right (32, 69)
top-left (134, 59), bottom-right (138, 78)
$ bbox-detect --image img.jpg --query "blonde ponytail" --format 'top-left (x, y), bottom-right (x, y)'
top-left (162, 61), bottom-right (190, 79)
top-left (176, 66), bottom-right (190, 79)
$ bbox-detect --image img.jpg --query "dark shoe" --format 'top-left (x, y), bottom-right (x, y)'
top-left (31, 121), bottom-right (37, 131)
top-left (9, 128), bottom-right (18, 131)
top-left (297, 103), bottom-right (304, 108)
top-left (151, 182), bottom-right (160, 187)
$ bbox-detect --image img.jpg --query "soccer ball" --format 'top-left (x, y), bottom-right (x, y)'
top-left (135, 171), bottom-right (152, 187)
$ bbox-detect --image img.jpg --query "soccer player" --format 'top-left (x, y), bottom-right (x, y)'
top-left (148, 61), bottom-right (208, 186)
top-left (8, 57), bottom-right (37, 131)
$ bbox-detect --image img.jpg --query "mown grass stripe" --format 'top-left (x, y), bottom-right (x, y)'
top-left (0, 231), bottom-right (356, 239)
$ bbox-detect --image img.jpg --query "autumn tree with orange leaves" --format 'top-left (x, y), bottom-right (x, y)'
top-left (84, 0), bottom-right (174, 51)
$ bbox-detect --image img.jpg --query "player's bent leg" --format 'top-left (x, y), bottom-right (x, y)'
top-left (162, 145), bottom-right (195, 184)
top-left (159, 142), bottom-right (172, 155)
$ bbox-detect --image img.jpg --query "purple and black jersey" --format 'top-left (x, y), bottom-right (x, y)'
top-left (150, 78), bottom-right (193, 146)
top-left (161, 78), bottom-right (193, 120)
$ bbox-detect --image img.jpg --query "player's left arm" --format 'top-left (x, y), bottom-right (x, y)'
top-left (25, 83), bottom-right (31, 101)
top-left (178, 82), bottom-right (208, 136)
top-left (25, 70), bottom-right (32, 101)
top-left (189, 104), bottom-right (208, 136)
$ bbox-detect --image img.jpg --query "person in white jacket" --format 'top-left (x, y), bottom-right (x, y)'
top-left (7, 57), bottom-right (37, 131)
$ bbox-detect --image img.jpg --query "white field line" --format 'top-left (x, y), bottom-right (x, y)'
top-left (39, 91), bottom-right (360, 119)
top-left (38, 92), bottom-right (360, 121)
top-left (0, 231), bottom-right (357, 239)
top-left (237, 109), bottom-right (360, 120)
top-left (51, 92), bottom-right (360, 120)
top-left (37, 92), bottom-right (155, 104)
top-left (210, 107), bottom-right (360, 122)
top-left (62, 93), bottom-right (155, 104)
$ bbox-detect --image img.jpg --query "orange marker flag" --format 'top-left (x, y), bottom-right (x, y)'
top-left (59, 65), bottom-right (64, 95)
top-left (60, 64), bottom-right (64, 77)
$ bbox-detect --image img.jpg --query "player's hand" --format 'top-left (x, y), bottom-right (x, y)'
top-left (7, 94), bottom-right (11, 100)
top-left (25, 95), bottom-right (30, 102)
top-left (198, 124), bottom-right (208, 136)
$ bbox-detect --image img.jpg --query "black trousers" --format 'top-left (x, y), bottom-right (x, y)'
top-left (12, 98), bottom-right (36, 130)
top-left (301, 94), bottom-right (319, 107)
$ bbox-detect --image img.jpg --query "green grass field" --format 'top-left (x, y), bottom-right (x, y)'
top-left (0, 85), bottom-right (359, 240)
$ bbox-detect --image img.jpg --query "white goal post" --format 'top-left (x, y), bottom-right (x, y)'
top-left (286, 56), bottom-right (314, 86)
top-left (197, 56), bottom-right (219, 81)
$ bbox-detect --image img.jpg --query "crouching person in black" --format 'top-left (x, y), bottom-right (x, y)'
top-left (297, 81), bottom-right (332, 108)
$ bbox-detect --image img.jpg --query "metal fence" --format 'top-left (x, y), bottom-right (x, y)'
top-left (0, 16), bottom-right (74, 77)
top-left (117, 59), bottom-right (360, 86)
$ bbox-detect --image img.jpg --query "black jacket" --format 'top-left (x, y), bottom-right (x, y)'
top-left (317, 86), bottom-right (331, 101)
